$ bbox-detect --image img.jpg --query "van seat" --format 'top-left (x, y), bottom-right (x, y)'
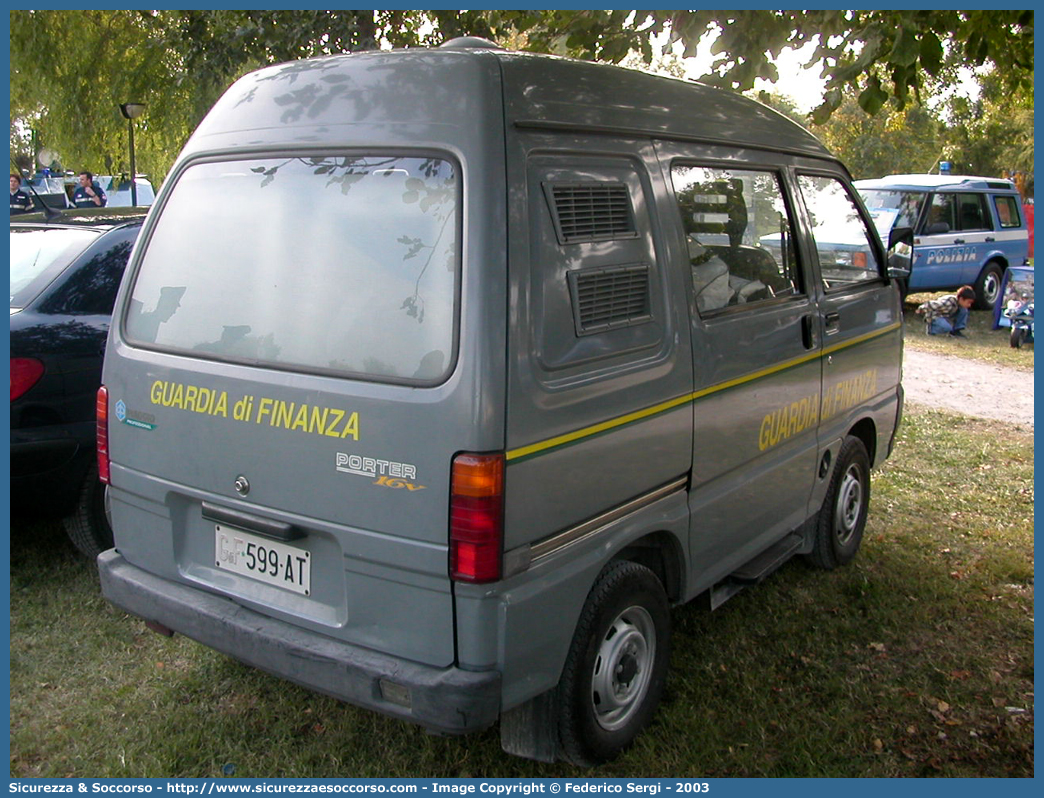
top-left (691, 257), bottom-right (731, 313)
top-left (727, 246), bottom-right (786, 291)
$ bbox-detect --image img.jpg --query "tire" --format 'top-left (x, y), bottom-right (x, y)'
top-left (557, 561), bottom-right (671, 766)
top-left (973, 263), bottom-right (1003, 311)
top-left (61, 462), bottom-right (114, 558)
top-left (807, 436), bottom-right (870, 570)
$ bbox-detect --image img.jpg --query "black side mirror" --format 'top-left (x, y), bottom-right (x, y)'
top-left (886, 226), bottom-right (914, 279)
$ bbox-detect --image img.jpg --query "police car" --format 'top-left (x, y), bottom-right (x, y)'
top-left (856, 174), bottom-right (1030, 309)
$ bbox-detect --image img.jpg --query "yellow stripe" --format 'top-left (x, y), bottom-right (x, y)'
top-left (823, 322), bottom-right (901, 356)
top-left (507, 393), bottom-right (693, 461)
top-left (505, 321), bottom-right (901, 462)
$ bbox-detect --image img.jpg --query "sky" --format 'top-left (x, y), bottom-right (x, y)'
top-left (656, 28), bottom-right (827, 113)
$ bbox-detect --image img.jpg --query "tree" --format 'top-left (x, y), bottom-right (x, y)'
top-left (9, 10), bottom-right (434, 182)
top-left (10, 10), bottom-right (201, 183)
top-left (936, 68), bottom-right (1035, 178)
top-left (749, 92), bottom-right (809, 127)
top-left (809, 91), bottom-right (943, 178)
top-left (10, 10), bottom-right (1033, 186)
top-left (487, 10), bottom-right (1032, 123)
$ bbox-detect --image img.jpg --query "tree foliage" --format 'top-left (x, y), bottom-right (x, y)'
top-left (10, 11), bottom-right (198, 182)
top-left (485, 10), bottom-right (1032, 122)
top-left (936, 69), bottom-right (1035, 177)
top-left (809, 93), bottom-right (944, 179)
top-left (9, 9), bottom-right (1034, 186)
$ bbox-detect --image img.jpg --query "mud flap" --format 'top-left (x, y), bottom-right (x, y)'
top-left (500, 688), bottom-right (560, 763)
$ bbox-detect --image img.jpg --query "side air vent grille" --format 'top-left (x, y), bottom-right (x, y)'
top-left (545, 182), bottom-right (638, 244)
top-left (568, 264), bottom-right (652, 335)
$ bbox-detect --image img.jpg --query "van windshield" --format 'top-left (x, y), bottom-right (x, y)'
top-left (857, 188), bottom-right (926, 236)
top-left (125, 155), bottom-right (459, 384)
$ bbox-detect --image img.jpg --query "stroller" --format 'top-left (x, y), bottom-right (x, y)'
top-left (992, 265), bottom-right (1034, 348)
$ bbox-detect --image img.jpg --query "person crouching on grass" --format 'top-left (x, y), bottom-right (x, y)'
top-left (916, 285), bottom-right (976, 338)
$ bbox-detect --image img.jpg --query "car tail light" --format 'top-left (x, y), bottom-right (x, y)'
top-left (450, 452), bottom-right (504, 583)
top-left (10, 358), bottom-right (44, 401)
top-left (854, 251), bottom-right (867, 270)
top-left (97, 386), bottom-right (110, 484)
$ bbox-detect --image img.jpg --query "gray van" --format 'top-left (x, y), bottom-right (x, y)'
top-left (98, 39), bottom-right (906, 765)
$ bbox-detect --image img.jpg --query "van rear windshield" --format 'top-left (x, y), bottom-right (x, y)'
top-left (125, 155), bottom-right (459, 384)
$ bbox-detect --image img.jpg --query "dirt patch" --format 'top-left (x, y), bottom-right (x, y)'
top-left (902, 348), bottom-right (1034, 429)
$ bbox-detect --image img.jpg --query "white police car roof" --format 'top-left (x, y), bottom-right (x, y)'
top-left (855, 174), bottom-right (1018, 192)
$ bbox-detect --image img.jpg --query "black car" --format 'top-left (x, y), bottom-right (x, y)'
top-left (11, 207), bottom-right (147, 556)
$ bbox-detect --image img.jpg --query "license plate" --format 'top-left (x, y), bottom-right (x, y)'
top-left (214, 524), bottom-right (311, 596)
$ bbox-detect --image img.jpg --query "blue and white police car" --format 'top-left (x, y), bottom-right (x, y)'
top-left (856, 174), bottom-right (1030, 309)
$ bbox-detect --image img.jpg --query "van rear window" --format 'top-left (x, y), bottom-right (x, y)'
top-left (124, 155), bottom-right (459, 384)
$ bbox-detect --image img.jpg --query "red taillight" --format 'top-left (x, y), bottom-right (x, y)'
top-left (96, 386), bottom-right (110, 484)
top-left (11, 358), bottom-right (44, 401)
top-left (450, 452), bottom-right (504, 583)
top-left (854, 251), bottom-right (868, 270)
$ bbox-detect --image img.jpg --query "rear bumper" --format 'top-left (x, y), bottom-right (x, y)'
top-left (97, 550), bottom-right (502, 735)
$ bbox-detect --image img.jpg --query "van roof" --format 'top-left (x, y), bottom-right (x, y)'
top-left (855, 174), bottom-right (1019, 193)
top-left (187, 45), bottom-right (835, 164)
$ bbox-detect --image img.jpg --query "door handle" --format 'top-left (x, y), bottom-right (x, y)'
top-left (824, 311), bottom-right (840, 335)
top-left (202, 501), bottom-right (304, 542)
top-left (985, 236), bottom-right (995, 242)
top-left (953, 238), bottom-right (965, 244)
top-left (801, 314), bottom-right (815, 350)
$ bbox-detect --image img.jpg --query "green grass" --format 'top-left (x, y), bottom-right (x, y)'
top-left (903, 292), bottom-right (1034, 371)
top-left (10, 405), bottom-right (1033, 778)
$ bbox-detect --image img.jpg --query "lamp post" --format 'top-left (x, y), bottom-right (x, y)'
top-left (119, 102), bottom-right (146, 206)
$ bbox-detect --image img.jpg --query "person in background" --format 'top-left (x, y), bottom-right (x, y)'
top-left (10, 174), bottom-right (33, 214)
top-left (915, 285), bottom-right (976, 337)
top-left (72, 171), bottom-right (106, 208)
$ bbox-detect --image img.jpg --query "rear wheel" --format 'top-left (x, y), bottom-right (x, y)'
top-left (557, 561), bottom-right (671, 766)
top-left (974, 263), bottom-right (1003, 311)
top-left (807, 436), bottom-right (870, 570)
top-left (62, 463), bottom-right (114, 558)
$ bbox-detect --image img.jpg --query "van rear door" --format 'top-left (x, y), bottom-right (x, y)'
top-left (105, 154), bottom-right (473, 668)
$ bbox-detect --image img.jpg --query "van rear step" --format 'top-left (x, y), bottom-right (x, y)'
top-left (710, 533), bottom-right (803, 610)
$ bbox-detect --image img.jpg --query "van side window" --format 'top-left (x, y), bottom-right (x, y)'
top-left (796, 175), bottom-right (881, 290)
top-left (993, 195), bottom-right (1023, 229)
top-left (670, 165), bottom-right (802, 316)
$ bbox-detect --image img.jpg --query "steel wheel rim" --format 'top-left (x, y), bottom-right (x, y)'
top-left (590, 605), bottom-right (656, 731)
top-left (983, 271), bottom-right (1000, 305)
top-left (834, 465), bottom-right (864, 546)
